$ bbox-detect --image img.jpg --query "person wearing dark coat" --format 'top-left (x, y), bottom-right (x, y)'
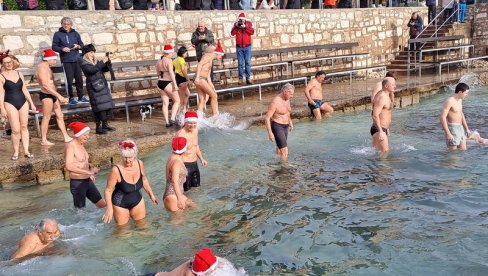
top-left (79, 44), bottom-right (116, 135)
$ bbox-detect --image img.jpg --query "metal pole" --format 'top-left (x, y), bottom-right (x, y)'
top-left (259, 86), bottom-right (262, 102)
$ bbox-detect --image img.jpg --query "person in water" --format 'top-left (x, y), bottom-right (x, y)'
top-left (103, 139), bottom-right (158, 226)
top-left (265, 83), bottom-right (295, 161)
top-left (371, 71), bottom-right (397, 103)
top-left (145, 247), bottom-right (247, 276)
top-left (371, 77), bottom-right (395, 153)
top-left (304, 70), bottom-right (334, 120)
top-left (163, 136), bottom-right (194, 212)
top-left (176, 111), bottom-right (208, 192)
top-left (11, 218), bottom-right (60, 261)
top-left (64, 121), bottom-right (106, 209)
top-left (468, 130), bottom-right (488, 144)
top-left (440, 82), bottom-right (471, 151)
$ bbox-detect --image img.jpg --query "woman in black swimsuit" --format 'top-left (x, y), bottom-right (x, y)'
top-left (156, 44), bottom-right (180, 128)
top-left (102, 139), bottom-right (158, 226)
top-left (0, 54), bottom-right (37, 160)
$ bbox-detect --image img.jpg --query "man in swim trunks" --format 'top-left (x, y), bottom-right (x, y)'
top-left (11, 218), bottom-right (60, 261)
top-left (265, 83), bottom-right (295, 161)
top-left (176, 111), bottom-right (208, 192)
top-left (371, 77), bottom-right (395, 153)
top-left (35, 49), bottom-right (71, 146)
top-left (194, 40), bottom-right (224, 116)
top-left (64, 121), bottom-right (106, 208)
top-left (440, 82), bottom-right (471, 151)
top-left (304, 70), bottom-right (334, 120)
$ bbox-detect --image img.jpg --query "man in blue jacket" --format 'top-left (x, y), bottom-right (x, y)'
top-left (52, 17), bottom-right (89, 105)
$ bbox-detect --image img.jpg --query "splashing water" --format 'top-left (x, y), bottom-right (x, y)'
top-left (450, 73), bottom-right (484, 90)
top-left (196, 112), bottom-right (248, 130)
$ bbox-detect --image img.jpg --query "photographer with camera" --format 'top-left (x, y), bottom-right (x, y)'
top-left (231, 13), bottom-right (255, 85)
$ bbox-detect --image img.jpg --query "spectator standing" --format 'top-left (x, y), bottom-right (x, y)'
top-left (459, 0), bottom-right (466, 23)
top-left (426, 0), bottom-right (437, 24)
top-left (239, 0), bottom-right (253, 9)
top-left (231, 13), bottom-right (255, 85)
top-left (258, 0), bottom-right (276, 9)
top-left (407, 12), bottom-right (423, 51)
top-left (213, 0), bottom-right (224, 9)
top-left (52, 17), bottom-right (89, 106)
top-left (79, 44), bottom-right (116, 135)
top-left (191, 21), bottom-right (215, 62)
top-left (452, 0), bottom-right (459, 23)
top-left (324, 0), bottom-right (336, 8)
top-left (441, 0), bottom-right (453, 23)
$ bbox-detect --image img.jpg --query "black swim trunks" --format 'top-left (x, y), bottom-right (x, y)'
top-left (175, 74), bottom-right (187, 86)
top-left (183, 161), bottom-right (200, 192)
top-left (70, 178), bottom-right (103, 208)
top-left (271, 120), bottom-right (289, 149)
top-left (370, 125), bottom-right (389, 136)
top-left (39, 92), bottom-right (57, 103)
top-left (157, 80), bottom-right (172, 90)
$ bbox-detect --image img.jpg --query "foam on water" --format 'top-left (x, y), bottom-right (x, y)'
top-left (449, 73), bottom-right (484, 90)
top-left (196, 112), bottom-right (249, 130)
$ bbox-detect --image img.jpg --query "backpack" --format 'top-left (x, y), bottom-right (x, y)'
top-left (16, 0), bottom-right (39, 10)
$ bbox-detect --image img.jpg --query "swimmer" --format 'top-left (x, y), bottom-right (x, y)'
top-left (304, 71), bottom-right (334, 120)
top-left (64, 121), bottom-right (106, 209)
top-left (440, 82), bottom-right (471, 151)
top-left (103, 139), bottom-right (158, 226)
top-left (163, 137), bottom-right (194, 212)
top-left (371, 71), bottom-right (397, 103)
top-left (194, 40), bottom-right (224, 116)
top-left (371, 77), bottom-right (395, 153)
top-left (176, 111), bottom-right (208, 192)
top-left (145, 248), bottom-right (247, 276)
top-left (265, 83), bottom-right (295, 161)
top-left (468, 130), bottom-right (488, 144)
top-left (11, 218), bottom-right (60, 261)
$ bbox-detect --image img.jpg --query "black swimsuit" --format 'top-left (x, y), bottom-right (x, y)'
top-left (1, 73), bottom-right (26, 110)
top-left (112, 160), bottom-right (144, 210)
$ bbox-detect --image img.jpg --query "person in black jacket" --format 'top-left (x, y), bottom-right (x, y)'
top-left (52, 17), bottom-right (89, 106)
top-left (79, 44), bottom-right (115, 135)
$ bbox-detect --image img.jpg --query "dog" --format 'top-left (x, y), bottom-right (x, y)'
top-left (140, 104), bottom-right (153, 121)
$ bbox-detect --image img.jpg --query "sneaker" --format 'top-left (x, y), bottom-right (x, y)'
top-left (238, 79), bottom-right (244, 85)
top-left (246, 78), bottom-right (253, 85)
top-left (79, 96), bottom-right (90, 103)
top-left (69, 98), bottom-right (78, 105)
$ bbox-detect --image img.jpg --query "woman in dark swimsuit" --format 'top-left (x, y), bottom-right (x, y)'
top-left (156, 44), bottom-right (180, 128)
top-left (102, 139), bottom-right (158, 226)
top-left (0, 54), bottom-right (37, 160)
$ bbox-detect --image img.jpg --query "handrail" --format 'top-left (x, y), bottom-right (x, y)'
top-left (290, 53), bottom-right (369, 77)
top-left (439, 55), bottom-right (488, 79)
top-left (415, 0), bottom-right (454, 40)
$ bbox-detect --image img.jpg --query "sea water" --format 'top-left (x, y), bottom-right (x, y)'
top-left (0, 85), bottom-right (487, 275)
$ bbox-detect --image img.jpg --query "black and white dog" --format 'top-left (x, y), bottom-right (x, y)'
top-left (140, 105), bottom-right (153, 121)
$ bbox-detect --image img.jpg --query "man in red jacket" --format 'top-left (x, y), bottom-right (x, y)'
top-left (231, 12), bottom-right (255, 85)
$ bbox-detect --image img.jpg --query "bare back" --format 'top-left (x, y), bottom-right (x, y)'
top-left (65, 141), bottom-right (90, 179)
top-left (157, 57), bottom-right (173, 81)
top-left (176, 128), bottom-right (199, 163)
top-left (11, 231), bottom-right (52, 260)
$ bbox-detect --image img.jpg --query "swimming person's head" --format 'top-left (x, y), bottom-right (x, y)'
top-left (455, 82), bottom-right (470, 94)
top-left (118, 139), bottom-right (138, 158)
top-left (36, 218), bottom-right (60, 243)
top-left (172, 136), bottom-right (188, 155)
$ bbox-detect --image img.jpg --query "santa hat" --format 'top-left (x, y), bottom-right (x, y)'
top-left (43, 49), bottom-right (58, 61)
top-left (192, 248), bottom-right (218, 275)
top-left (172, 136), bottom-right (187, 154)
top-left (163, 44), bottom-right (174, 54)
top-left (214, 40), bottom-right (224, 56)
top-left (238, 12), bottom-right (246, 20)
top-left (68, 122), bottom-right (90, 138)
top-left (184, 111), bottom-right (198, 123)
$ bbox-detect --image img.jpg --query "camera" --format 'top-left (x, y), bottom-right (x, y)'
top-left (238, 19), bottom-right (245, 27)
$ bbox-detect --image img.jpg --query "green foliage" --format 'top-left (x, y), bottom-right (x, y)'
top-left (3, 0), bottom-right (69, 10)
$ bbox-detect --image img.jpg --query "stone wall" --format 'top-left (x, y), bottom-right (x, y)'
top-left (472, 4), bottom-right (488, 56)
top-left (0, 9), bottom-right (423, 68)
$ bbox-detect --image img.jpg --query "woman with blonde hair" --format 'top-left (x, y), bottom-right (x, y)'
top-left (156, 44), bottom-right (180, 128)
top-left (103, 139), bottom-right (159, 226)
top-left (163, 136), bottom-right (194, 212)
top-left (0, 54), bottom-right (37, 160)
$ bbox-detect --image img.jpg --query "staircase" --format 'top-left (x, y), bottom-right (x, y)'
top-left (386, 22), bottom-right (469, 74)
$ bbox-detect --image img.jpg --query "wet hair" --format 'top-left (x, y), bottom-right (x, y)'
top-left (281, 83), bottom-right (295, 93)
top-left (385, 71), bottom-right (397, 80)
top-left (315, 70), bottom-right (326, 78)
top-left (177, 46), bottom-right (188, 57)
top-left (455, 82), bottom-right (469, 93)
top-left (36, 218), bottom-right (58, 232)
top-left (119, 139), bottom-right (138, 158)
top-left (61, 17), bottom-right (73, 25)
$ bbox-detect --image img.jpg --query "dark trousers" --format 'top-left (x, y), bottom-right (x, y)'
top-left (443, 8), bottom-right (453, 23)
top-left (427, 4), bottom-right (436, 24)
top-left (63, 62), bottom-right (84, 99)
top-left (94, 110), bottom-right (110, 123)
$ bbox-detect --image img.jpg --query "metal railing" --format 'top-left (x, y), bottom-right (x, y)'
top-left (326, 66), bottom-right (387, 85)
top-left (438, 55), bottom-right (488, 81)
top-left (290, 53), bottom-right (369, 77)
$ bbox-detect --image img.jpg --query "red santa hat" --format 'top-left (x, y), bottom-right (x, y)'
top-left (163, 44), bottom-right (174, 54)
top-left (43, 49), bottom-right (58, 61)
top-left (172, 136), bottom-right (187, 154)
top-left (214, 40), bottom-right (224, 56)
top-left (184, 111), bottom-right (198, 123)
top-left (192, 248), bottom-right (218, 275)
top-left (238, 12), bottom-right (246, 20)
top-left (68, 121), bottom-right (90, 137)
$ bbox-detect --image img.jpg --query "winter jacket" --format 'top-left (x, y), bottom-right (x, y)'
top-left (191, 28), bottom-right (215, 62)
top-left (426, 0), bottom-right (437, 6)
top-left (231, 21), bottom-right (254, 48)
top-left (79, 57), bottom-right (114, 113)
top-left (407, 15), bottom-right (424, 37)
top-left (213, 0), bottom-right (224, 9)
top-left (52, 28), bottom-right (84, 63)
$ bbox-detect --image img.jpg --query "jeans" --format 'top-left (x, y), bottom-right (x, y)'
top-left (63, 62), bottom-right (84, 99)
top-left (237, 45), bottom-right (252, 80)
top-left (459, 3), bottom-right (466, 22)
